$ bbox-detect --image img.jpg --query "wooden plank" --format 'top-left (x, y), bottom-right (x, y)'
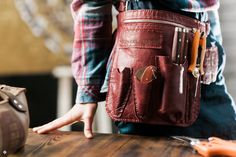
top-left (9, 130), bottom-right (201, 157)
top-left (11, 130), bottom-right (133, 157)
top-left (111, 136), bottom-right (199, 157)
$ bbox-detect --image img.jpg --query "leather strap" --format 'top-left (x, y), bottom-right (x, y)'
top-left (0, 90), bottom-right (26, 112)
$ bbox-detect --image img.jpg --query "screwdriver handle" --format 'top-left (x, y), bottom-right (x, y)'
top-left (188, 29), bottom-right (201, 73)
top-left (193, 137), bottom-right (236, 157)
top-left (199, 35), bottom-right (207, 75)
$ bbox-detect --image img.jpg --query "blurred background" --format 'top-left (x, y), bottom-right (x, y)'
top-left (0, 0), bottom-right (235, 134)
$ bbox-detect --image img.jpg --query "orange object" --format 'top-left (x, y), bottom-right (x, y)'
top-left (172, 136), bottom-right (236, 157)
top-left (199, 34), bottom-right (207, 75)
top-left (188, 29), bottom-right (201, 74)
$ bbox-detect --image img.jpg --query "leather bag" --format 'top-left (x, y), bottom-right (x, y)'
top-left (0, 85), bottom-right (30, 156)
top-left (106, 10), bottom-right (208, 126)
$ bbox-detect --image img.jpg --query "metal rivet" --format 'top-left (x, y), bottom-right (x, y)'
top-left (14, 99), bottom-right (18, 104)
top-left (3, 150), bottom-right (7, 154)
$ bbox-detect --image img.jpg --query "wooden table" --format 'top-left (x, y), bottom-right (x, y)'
top-left (10, 130), bottom-right (200, 157)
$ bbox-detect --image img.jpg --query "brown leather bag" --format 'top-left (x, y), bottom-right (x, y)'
top-left (106, 10), bottom-right (208, 126)
top-left (0, 85), bottom-right (30, 156)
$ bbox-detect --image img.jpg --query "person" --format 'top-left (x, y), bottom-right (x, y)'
top-left (33, 0), bottom-right (236, 139)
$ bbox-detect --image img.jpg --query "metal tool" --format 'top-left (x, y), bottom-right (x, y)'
top-left (171, 27), bottom-right (179, 63)
top-left (187, 29), bottom-right (205, 97)
top-left (135, 66), bottom-right (158, 84)
top-left (172, 136), bottom-right (236, 157)
top-left (194, 33), bottom-right (203, 97)
top-left (176, 27), bottom-right (183, 65)
top-left (179, 66), bottom-right (184, 94)
top-left (188, 29), bottom-right (201, 78)
top-left (179, 28), bottom-right (187, 64)
top-left (183, 29), bottom-right (189, 63)
top-left (188, 29), bottom-right (206, 77)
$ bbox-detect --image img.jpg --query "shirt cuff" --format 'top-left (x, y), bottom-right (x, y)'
top-left (75, 86), bottom-right (106, 103)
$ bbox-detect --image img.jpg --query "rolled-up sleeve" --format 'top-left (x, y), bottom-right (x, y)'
top-left (71, 0), bottom-right (113, 103)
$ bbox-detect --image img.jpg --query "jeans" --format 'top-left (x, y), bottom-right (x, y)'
top-left (115, 1), bottom-right (236, 139)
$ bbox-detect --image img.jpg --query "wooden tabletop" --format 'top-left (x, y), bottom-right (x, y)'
top-left (10, 130), bottom-right (200, 157)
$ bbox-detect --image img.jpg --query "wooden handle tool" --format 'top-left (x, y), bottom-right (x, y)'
top-left (188, 29), bottom-right (201, 75)
top-left (199, 34), bottom-right (207, 75)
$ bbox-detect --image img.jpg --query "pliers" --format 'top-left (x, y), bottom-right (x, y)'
top-left (172, 136), bottom-right (236, 157)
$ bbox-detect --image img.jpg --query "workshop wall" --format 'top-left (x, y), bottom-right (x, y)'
top-left (220, 1), bottom-right (236, 101)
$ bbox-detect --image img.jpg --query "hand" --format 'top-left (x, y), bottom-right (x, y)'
top-left (32, 103), bottom-right (97, 139)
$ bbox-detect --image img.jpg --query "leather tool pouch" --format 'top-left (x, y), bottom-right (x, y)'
top-left (106, 10), bottom-right (209, 126)
top-left (0, 85), bottom-right (30, 155)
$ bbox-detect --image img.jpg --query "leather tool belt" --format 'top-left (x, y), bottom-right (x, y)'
top-left (106, 9), bottom-right (213, 126)
top-left (0, 85), bottom-right (29, 155)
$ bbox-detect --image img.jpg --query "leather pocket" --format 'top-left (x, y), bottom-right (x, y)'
top-left (133, 66), bottom-right (163, 120)
top-left (156, 56), bottom-right (188, 123)
top-left (185, 72), bottom-right (201, 124)
top-left (107, 67), bottom-right (132, 118)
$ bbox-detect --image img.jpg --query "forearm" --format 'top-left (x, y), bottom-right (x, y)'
top-left (71, 0), bottom-right (113, 103)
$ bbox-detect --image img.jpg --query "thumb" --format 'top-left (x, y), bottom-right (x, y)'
top-left (83, 117), bottom-right (93, 139)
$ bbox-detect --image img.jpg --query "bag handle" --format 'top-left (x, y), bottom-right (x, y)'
top-left (0, 89), bottom-right (26, 112)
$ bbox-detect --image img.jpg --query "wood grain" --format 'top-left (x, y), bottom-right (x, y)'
top-left (9, 130), bottom-right (201, 157)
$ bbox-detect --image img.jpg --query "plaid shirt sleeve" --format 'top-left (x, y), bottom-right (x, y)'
top-left (71, 0), bottom-right (112, 103)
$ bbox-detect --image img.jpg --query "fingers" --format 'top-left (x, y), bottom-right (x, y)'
top-left (33, 120), bottom-right (61, 134)
top-left (33, 112), bottom-right (80, 134)
top-left (82, 103), bottom-right (97, 139)
top-left (83, 117), bottom-right (93, 139)
top-left (32, 103), bottom-right (97, 139)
